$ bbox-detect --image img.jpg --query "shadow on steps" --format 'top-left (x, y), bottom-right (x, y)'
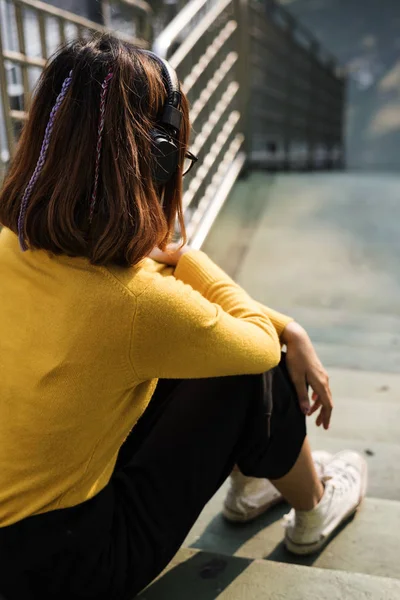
top-left (189, 501), bottom-right (357, 568)
top-left (136, 550), bottom-right (251, 600)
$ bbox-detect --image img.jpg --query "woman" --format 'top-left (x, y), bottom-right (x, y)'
top-left (0, 35), bottom-right (367, 600)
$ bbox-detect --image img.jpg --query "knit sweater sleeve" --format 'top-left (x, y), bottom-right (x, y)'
top-left (255, 303), bottom-right (294, 339)
top-left (130, 250), bottom-right (281, 380)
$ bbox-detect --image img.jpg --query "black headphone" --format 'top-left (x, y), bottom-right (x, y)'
top-left (142, 50), bottom-right (183, 185)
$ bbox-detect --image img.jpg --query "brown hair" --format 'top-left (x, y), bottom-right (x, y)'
top-left (0, 34), bottom-right (190, 266)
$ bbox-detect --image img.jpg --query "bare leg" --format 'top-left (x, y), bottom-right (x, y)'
top-left (270, 437), bottom-right (324, 511)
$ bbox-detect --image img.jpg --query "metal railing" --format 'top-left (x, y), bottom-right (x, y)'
top-left (153, 0), bottom-right (346, 247)
top-left (153, 0), bottom-right (246, 248)
top-left (0, 0), bottom-right (151, 178)
top-left (249, 0), bottom-right (346, 169)
top-left (0, 0), bottom-right (346, 247)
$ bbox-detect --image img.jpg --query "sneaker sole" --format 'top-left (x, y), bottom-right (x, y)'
top-left (284, 456), bottom-right (368, 556)
top-left (223, 494), bottom-right (284, 523)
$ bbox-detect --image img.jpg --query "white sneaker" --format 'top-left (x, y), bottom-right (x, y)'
top-left (223, 450), bottom-right (332, 523)
top-left (284, 450), bottom-right (368, 555)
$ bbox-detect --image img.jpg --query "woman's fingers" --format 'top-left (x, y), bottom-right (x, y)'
top-left (322, 404), bottom-right (333, 429)
top-left (148, 247), bottom-right (165, 261)
top-left (293, 378), bottom-right (311, 415)
top-left (312, 376), bottom-right (333, 429)
top-left (309, 391), bottom-right (332, 429)
top-left (148, 244), bottom-right (190, 266)
top-left (309, 396), bottom-right (321, 416)
top-left (283, 323), bottom-right (333, 429)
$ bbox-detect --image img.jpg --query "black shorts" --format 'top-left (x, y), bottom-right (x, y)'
top-left (0, 354), bottom-right (306, 600)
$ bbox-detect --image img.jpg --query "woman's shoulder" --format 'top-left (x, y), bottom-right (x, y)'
top-left (105, 258), bottom-right (176, 298)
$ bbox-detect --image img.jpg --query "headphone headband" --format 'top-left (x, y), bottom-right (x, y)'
top-left (141, 51), bottom-right (180, 104)
top-left (141, 50), bottom-right (182, 134)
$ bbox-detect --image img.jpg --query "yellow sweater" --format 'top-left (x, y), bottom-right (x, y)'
top-left (0, 227), bottom-right (292, 527)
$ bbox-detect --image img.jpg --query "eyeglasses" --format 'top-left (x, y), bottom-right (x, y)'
top-left (183, 151), bottom-right (199, 176)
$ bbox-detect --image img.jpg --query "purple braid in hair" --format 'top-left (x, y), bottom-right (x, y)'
top-left (89, 70), bottom-right (113, 223)
top-left (18, 70), bottom-right (73, 251)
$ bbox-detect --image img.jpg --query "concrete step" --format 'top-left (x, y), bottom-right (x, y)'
top-left (307, 393), bottom-right (400, 444)
top-left (137, 548), bottom-right (400, 599)
top-left (201, 173), bottom-right (274, 280)
top-left (183, 365), bottom-right (400, 578)
top-left (233, 174), bottom-right (400, 319)
top-left (277, 306), bottom-right (400, 346)
top-left (279, 307), bottom-right (400, 372)
top-left (313, 341), bottom-right (400, 373)
top-left (307, 435), bottom-right (400, 501)
top-left (305, 365), bottom-right (400, 499)
top-left (185, 494), bottom-right (400, 581)
top-left (198, 172), bottom-right (400, 594)
top-left (323, 364), bottom-right (400, 402)
top-left (204, 172), bottom-right (400, 374)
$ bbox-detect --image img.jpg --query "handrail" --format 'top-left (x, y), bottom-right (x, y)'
top-left (151, 0), bottom-right (346, 245)
top-left (8, 0), bottom-right (149, 45)
top-left (152, 0), bottom-right (246, 246)
top-left (120, 0), bottom-right (152, 13)
top-left (167, 0), bottom-right (231, 70)
top-left (0, 0), bottom-right (151, 176)
top-left (1, 0), bottom-right (346, 247)
top-left (263, 0), bottom-right (337, 67)
top-left (152, 0), bottom-right (213, 58)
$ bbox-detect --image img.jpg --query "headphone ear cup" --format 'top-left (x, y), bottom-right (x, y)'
top-left (150, 129), bottom-right (179, 185)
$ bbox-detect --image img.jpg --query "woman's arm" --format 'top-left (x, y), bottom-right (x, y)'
top-left (147, 245), bottom-right (333, 429)
top-left (149, 245), bottom-right (294, 340)
top-left (131, 249), bottom-right (282, 380)
top-left (281, 321), bottom-right (333, 430)
top-left (255, 302), bottom-right (294, 340)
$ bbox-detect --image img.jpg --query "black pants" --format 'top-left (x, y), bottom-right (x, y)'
top-left (0, 356), bottom-right (306, 600)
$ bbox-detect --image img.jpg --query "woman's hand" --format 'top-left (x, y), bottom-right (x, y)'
top-left (281, 321), bottom-right (333, 430)
top-left (149, 243), bottom-right (191, 266)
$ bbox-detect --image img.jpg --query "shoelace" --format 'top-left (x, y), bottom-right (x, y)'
top-left (283, 461), bottom-right (360, 532)
top-left (324, 461), bottom-right (359, 496)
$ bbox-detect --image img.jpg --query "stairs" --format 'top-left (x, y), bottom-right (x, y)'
top-left (137, 172), bottom-right (400, 598)
top-left (137, 548), bottom-right (400, 599)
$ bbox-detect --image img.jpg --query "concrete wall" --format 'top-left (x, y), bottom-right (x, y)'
top-left (278, 0), bottom-right (400, 171)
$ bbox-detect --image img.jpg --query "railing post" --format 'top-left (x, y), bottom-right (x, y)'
top-left (339, 74), bottom-right (347, 169)
top-left (0, 16), bottom-right (15, 169)
top-left (233, 0), bottom-right (250, 164)
top-left (14, 2), bottom-right (30, 113)
top-left (282, 13), bottom-right (295, 170)
top-left (307, 40), bottom-right (319, 170)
